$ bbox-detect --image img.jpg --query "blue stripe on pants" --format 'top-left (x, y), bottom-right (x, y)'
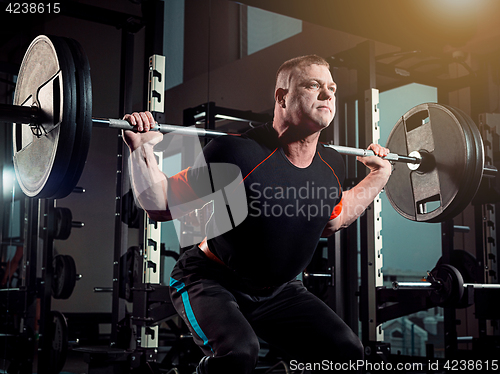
top-left (170, 277), bottom-right (214, 353)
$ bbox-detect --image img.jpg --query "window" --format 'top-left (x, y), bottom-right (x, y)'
top-left (247, 6), bottom-right (302, 55)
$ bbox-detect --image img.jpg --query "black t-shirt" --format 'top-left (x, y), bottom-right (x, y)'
top-left (168, 123), bottom-right (345, 287)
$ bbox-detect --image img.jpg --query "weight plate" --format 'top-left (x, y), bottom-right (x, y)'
top-left (49, 310), bottom-right (69, 373)
top-left (436, 249), bottom-right (480, 283)
top-left (52, 254), bottom-right (77, 299)
top-left (385, 103), bottom-right (484, 223)
top-left (13, 35), bottom-right (78, 199)
top-left (429, 264), bottom-right (464, 308)
top-left (51, 37), bottom-right (93, 198)
top-left (435, 249), bottom-right (480, 308)
top-left (53, 207), bottom-right (73, 240)
top-left (442, 106), bottom-right (484, 221)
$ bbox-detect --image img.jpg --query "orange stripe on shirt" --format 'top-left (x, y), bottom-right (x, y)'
top-left (240, 148), bottom-right (279, 184)
top-left (317, 151), bottom-right (343, 220)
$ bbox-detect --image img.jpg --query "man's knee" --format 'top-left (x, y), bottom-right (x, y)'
top-left (200, 336), bottom-right (260, 374)
top-left (334, 331), bottom-right (364, 362)
top-left (314, 332), bottom-right (363, 364)
top-left (225, 341), bottom-right (260, 373)
top-left (311, 337), bottom-right (363, 374)
top-left (346, 336), bottom-right (364, 361)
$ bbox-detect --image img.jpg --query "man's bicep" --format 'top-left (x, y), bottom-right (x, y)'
top-left (167, 167), bottom-right (212, 218)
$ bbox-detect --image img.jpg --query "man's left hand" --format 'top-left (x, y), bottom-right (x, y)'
top-left (357, 143), bottom-right (392, 174)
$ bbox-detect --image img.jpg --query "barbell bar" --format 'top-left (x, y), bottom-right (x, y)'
top-left (393, 281), bottom-right (500, 290)
top-left (96, 118), bottom-right (423, 163)
top-left (24, 112), bottom-right (500, 176)
top-left (4, 35), bottom-right (498, 224)
top-left (1, 103), bottom-right (423, 165)
top-left (6, 102), bottom-right (498, 172)
top-left (391, 264), bottom-right (500, 308)
top-left (8, 102), bottom-right (498, 172)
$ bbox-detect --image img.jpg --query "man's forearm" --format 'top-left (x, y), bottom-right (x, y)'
top-left (129, 143), bottom-right (169, 216)
top-left (338, 168), bottom-right (391, 228)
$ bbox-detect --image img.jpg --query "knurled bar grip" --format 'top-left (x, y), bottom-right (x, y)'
top-left (92, 118), bottom-right (229, 138)
top-left (324, 144), bottom-right (421, 164)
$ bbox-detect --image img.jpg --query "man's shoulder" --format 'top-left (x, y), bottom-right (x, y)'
top-left (206, 123), bottom-right (276, 154)
top-left (242, 122), bottom-right (277, 141)
top-left (318, 143), bottom-right (343, 161)
top-left (206, 133), bottom-right (259, 153)
top-left (317, 143), bottom-right (346, 180)
top-left (202, 133), bottom-right (271, 167)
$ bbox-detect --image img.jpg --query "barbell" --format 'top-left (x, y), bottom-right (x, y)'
top-left (1, 35), bottom-right (496, 222)
top-left (392, 263), bottom-right (500, 308)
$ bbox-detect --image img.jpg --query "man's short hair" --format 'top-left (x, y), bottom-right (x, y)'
top-left (275, 55), bottom-right (330, 90)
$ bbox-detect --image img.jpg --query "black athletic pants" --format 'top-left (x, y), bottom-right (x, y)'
top-left (169, 246), bottom-right (364, 374)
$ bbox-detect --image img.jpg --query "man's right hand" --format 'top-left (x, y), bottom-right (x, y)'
top-left (122, 111), bottom-right (163, 151)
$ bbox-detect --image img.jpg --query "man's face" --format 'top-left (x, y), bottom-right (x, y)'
top-left (282, 64), bottom-right (337, 132)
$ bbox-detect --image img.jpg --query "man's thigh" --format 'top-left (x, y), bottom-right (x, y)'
top-left (247, 280), bottom-right (364, 368)
top-left (170, 277), bottom-right (259, 357)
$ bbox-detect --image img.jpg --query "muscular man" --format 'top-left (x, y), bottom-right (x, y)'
top-left (123, 55), bottom-right (391, 373)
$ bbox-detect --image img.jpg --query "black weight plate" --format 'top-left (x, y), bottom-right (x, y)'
top-left (52, 254), bottom-right (77, 299)
top-left (51, 37), bottom-right (93, 198)
top-left (436, 249), bottom-right (480, 283)
top-left (13, 35), bottom-right (77, 199)
top-left (440, 106), bottom-right (484, 222)
top-left (426, 105), bottom-right (475, 223)
top-left (385, 103), bottom-right (480, 222)
top-left (435, 249), bottom-right (480, 308)
top-left (53, 207), bottom-right (73, 240)
top-left (52, 254), bottom-right (65, 299)
top-left (63, 255), bottom-right (77, 298)
top-left (429, 264), bottom-right (465, 308)
top-left (49, 310), bottom-right (69, 373)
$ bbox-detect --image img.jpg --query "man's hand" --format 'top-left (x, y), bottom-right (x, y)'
top-left (322, 143), bottom-right (392, 236)
top-left (122, 111), bottom-right (163, 152)
top-left (357, 143), bottom-right (392, 175)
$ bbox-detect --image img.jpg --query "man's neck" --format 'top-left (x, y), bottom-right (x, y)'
top-left (273, 122), bottom-right (320, 168)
